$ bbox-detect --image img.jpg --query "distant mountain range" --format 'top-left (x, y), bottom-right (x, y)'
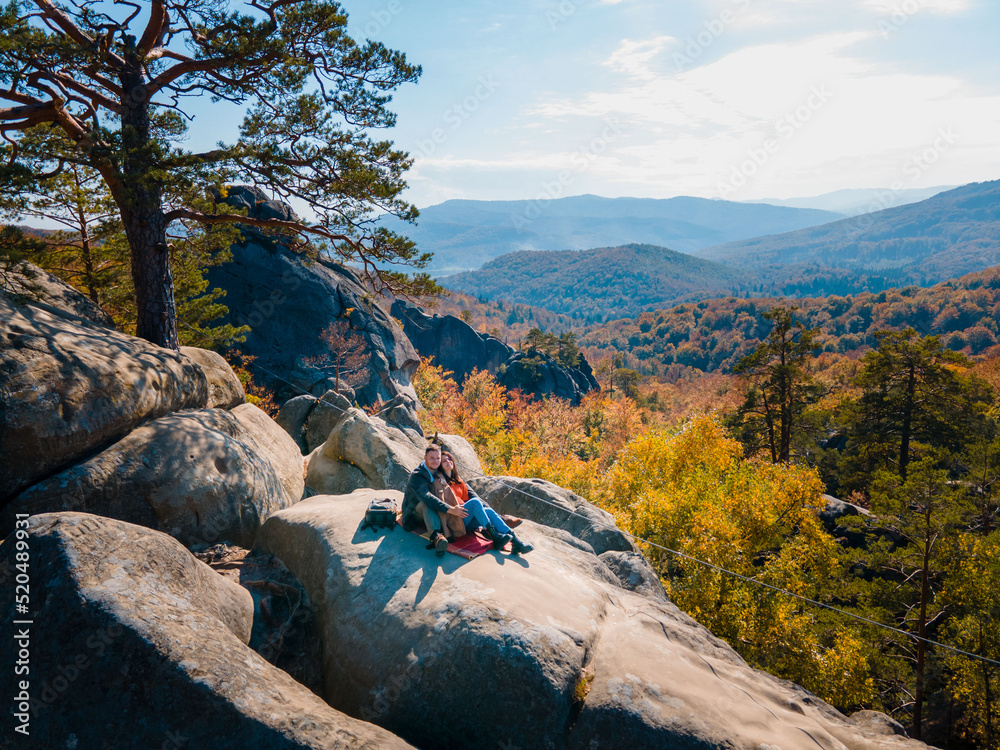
top-left (695, 180), bottom-right (1000, 284)
top-left (445, 180), bottom-right (1000, 319)
top-left (381, 195), bottom-right (844, 274)
top-left (742, 185), bottom-right (955, 216)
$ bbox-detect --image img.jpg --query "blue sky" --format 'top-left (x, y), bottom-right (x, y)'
top-left (330, 0), bottom-right (1000, 208)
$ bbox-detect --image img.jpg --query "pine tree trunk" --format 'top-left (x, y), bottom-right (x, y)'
top-left (118, 51), bottom-right (178, 350)
top-left (900, 364), bottom-right (916, 480)
top-left (912, 524), bottom-right (932, 739)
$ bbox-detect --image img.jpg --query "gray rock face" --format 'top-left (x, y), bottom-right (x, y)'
top-left (3, 261), bottom-right (116, 328)
top-left (599, 550), bottom-right (669, 602)
top-left (180, 345), bottom-right (247, 409)
top-left (277, 394), bottom-right (320, 453)
top-left (819, 493), bottom-right (875, 549)
top-left (851, 710), bottom-right (908, 737)
top-left (0, 513), bottom-right (414, 750)
top-left (497, 349), bottom-right (601, 405)
top-left (0, 291), bottom-right (229, 502)
top-left (256, 491), bottom-right (931, 750)
top-left (469, 475), bottom-right (634, 555)
top-left (391, 298), bottom-right (510, 382)
top-left (391, 299), bottom-right (600, 405)
top-left (5, 408), bottom-right (301, 547)
top-left (206, 197), bottom-right (420, 414)
top-left (303, 390), bottom-right (354, 454)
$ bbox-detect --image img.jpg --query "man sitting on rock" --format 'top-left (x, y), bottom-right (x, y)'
top-left (402, 443), bottom-right (467, 556)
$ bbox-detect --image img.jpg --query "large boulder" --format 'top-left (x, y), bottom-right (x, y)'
top-left (5, 408), bottom-right (301, 547)
top-left (231, 402), bottom-right (306, 506)
top-left (1, 261), bottom-right (116, 328)
top-left (277, 394), bottom-right (319, 453)
top-left (392, 298), bottom-right (600, 405)
top-left (0, 513), bottom-right (413, 750)
top-left (180, 345), bottom-right (246, 409)
top-left (303, 390), bottom-right (353, 454)
top-left (256, 491), bottom-right (931, 750)
top-left (0, 289), bottom-right (235, 502)
top-left (469, 475), bottom-right (634, 555)
top-left (206, 191), bottom-right (421, 414)
top-left (305, 406), bottom-right (478, 496)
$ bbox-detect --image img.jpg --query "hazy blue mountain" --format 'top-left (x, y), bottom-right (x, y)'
top-left (444, 243), bottom-right (750, 320)
top-left (381, 195), bottom-right (844, 274)
top-left (695, 180), bottom-right (1000, 287)
top-left (743, 185), bottom-right (955, 216)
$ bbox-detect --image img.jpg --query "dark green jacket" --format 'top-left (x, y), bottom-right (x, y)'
top-left (401, 463), bottom-right (448, 531)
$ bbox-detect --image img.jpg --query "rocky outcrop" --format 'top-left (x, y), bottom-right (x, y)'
top-left (819, 494), bottom-right (876, 549)
top-left (5, 407), bottom-right (302, 547)
top-left (256, 490), bottom-right (930, 750)
top-left (0, 277), bottom-right (243, 502)
top-left (391, 298), bottom-right (510, 382)
top-left (207, 187), bottom-right (420, 414)
top-left (0, 513), bottom-right (413, 750)
top-left (391, 299), bottom-right (600, 404)
top-left (304, 405), bottom-right (478, 496)
top-left (497, 349), bottom-right (600, 405)
top-left (469, 474), bottom-right (634, 555)
top-left (277, 394), bottom-right (320, 453)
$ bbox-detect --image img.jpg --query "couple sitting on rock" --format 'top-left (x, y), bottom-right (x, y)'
top-left (402, 443), bottom-right (533, 557)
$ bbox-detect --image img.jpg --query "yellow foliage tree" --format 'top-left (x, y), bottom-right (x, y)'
top-left (602, 415), bottom-right (876, 707)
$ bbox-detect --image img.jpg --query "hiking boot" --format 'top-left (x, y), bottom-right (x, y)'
top-left (500, 514), bottom-right (523, 529)
top-left (483, 523), bottom-right (512, 551)
top-left (508, 533), bottom-right (534, 555)
top-left (430, 531), bottom-right (448, 556)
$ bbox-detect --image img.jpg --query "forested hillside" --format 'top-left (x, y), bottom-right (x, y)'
top-left (696, 180), bottom-right (1000, 285)
top-left (445, 243), bottom-right (749, 320)
top-left (580, 266), bottom-right (1000, 376)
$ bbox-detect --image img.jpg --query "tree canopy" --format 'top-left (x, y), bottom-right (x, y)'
top-left (1, 0), bottom-right (431, 349)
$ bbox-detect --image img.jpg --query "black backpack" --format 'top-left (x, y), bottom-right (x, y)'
top-left (361, 497), bottom-right (398, 531)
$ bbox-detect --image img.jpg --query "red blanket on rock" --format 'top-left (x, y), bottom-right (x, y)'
top-left (399, 518), bottom-right (494, 559)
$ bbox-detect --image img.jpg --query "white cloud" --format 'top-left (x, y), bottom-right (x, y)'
top-left (861, 0), bottom-right (970, 14)
top-left (514, 29), bottom-right (1000, 199)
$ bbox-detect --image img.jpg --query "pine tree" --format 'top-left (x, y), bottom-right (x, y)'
top-left (840, 328), bottom-right (992, 485)
top-left (1, 0), bottom-right (431, 349)
top-left (728, 305), bottom-right (822, 463)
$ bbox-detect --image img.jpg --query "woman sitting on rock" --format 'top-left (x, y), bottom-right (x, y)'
top-left (434, 451), bottom-right (533, 555)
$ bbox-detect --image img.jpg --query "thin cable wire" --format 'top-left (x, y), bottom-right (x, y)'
top-left (212, 346), bottom-right (1000, 668)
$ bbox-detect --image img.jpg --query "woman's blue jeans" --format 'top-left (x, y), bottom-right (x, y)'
top-left (460, 498), bottom-right (511, 535)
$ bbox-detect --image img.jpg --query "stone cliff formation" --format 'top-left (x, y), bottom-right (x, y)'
top-left (391, 298), bottom-right (600, 405)
top-left (206, 186), bottom-right (421, 416)
top-left (0, 263), bottom-right (933, 749)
